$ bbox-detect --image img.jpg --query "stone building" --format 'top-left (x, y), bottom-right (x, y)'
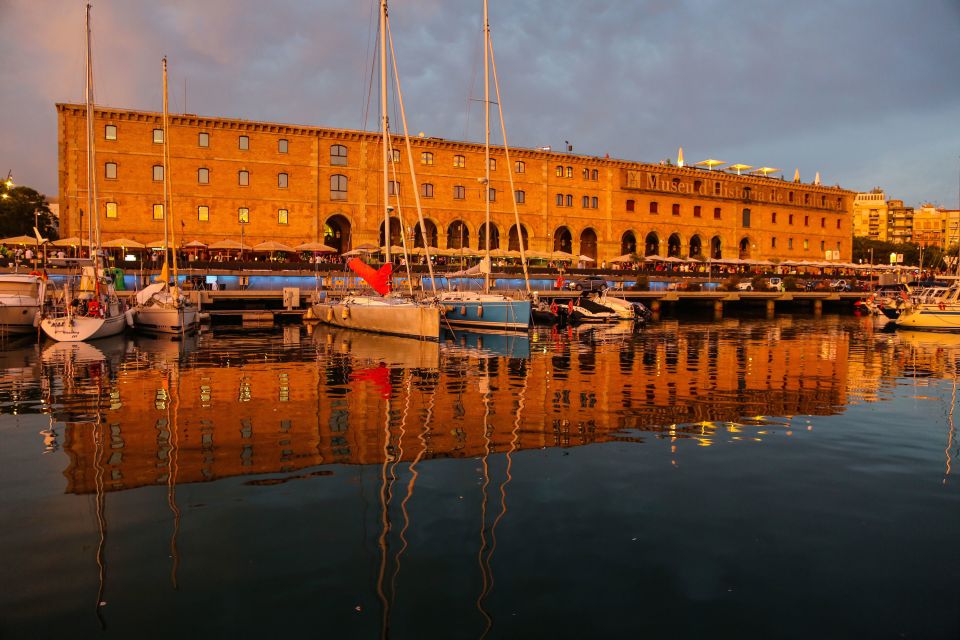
top-left (57, 103), bottom-right (853, 264)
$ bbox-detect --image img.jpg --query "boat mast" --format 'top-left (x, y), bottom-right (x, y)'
top-left (162, 56), bottom-right (180, 304)
top-left (84, 3), bottom-right (98, 259)
top-left (483, 0), bottom-right (491, 294)
top-left (380, 0), bottom-right (391, 270)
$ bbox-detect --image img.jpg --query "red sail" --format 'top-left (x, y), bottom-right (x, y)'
top-left (347, 258), bottom-right (392, 295)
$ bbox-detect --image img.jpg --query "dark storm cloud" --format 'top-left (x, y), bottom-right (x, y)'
top-left (1, 0), bottom-right (958, 205)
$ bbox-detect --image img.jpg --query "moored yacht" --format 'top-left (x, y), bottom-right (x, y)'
top-left (0, 273), bottom-right (46, 334)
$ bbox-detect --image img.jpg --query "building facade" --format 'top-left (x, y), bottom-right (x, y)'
top-left (852, 189), bottom-right (888, 241)
top-left (57, 104), bottom-right (854, 264)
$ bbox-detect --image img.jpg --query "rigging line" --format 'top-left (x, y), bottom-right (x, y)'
top-left (386, 20), bottom-right (438, 294)
top-left (390, 371), bottom-right (418, 603)
top-left (375, 371), bottom-right (393, 640)
top-left (166, 365), bottom-right (182, 589)
top-left (386, 140), bottom-right (415, 296)
top-left (91, 366), bottom-right (108, 630)
top-left (361, 0), bottom-right (379, 130)
top-left (475, 362), bottom-right (494, 634)
top-left (945, 367), bottom-right (956, 483)
top-left (463, 23), bottom-right (484, 142)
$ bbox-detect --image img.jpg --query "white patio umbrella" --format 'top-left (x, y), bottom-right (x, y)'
top-left (102, 238), bottom-right (145, 249)
top-left (253, 240), bottom-right (295, 252)
top-left (294, 242), bottom-right (337, 253)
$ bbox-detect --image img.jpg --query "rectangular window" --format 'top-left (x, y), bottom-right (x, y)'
top-left (488, 188), bottom-right (497, 202)
top-left (672, 203), bottom-right (680, 216)
top-left (198, 167), bottom-right (209, 184)
top-left (489, 158), bottom-right (497, 171)
top-left (153, 128), bottom-right (164, 144)
top-left (453, 185), bottom-right (465, 200)
top-left (153, 165), bottom-right (164, 181)
top-left (278, 139), bottom-right (288, 153)
top-left (198, 205), bottom-right (209, 222)
top-left (453, 155), bottom-right (465, 168)
top-left (742, 208), bottom-right (751, 228)
top-left (238, 207), bottom-right (249, 223)
top-left (789, 214), bottom-right (794, 225)
top-left (820, 240), bottom-right (825, 251)
top-left (565, 166), bottom-right (572, 178)
top-left (556, 165), bottom-right (563, 177)
top-left (556, 194), bottom-right (564, 207)
top-left (836, 219), bottom-right (841, 229)
top-left (515, 190), bottom-right (525, 204)
top-left (105, 202), bottom-right (117, 219)
top-left (565, 194), bottom-right (572, 207)
top-left (278, 209), bottom-right (288, 225)
top-left (771, 237), bottom-right (777, 248)
top-left (239, 135), bottom-right (249, 150)
top-left (388, 181), bottom-right (399, 196)
top-left (694, 205), bottom-right (702, 218)
top-left (582, 195), bottom-right (590, 208)
top-left (421, 183), bottom-right (434, 198)
top-left (239, 170), bottom-right (249, 186)
top-left (330, 144), bottom-right (347, 165)
top-left (591, 196), bottom-right (598, 208)
top-left (104, 125), bottom-right (117, 140)
top-left (804, 215), bottom-right (809, 226)
top-left (626, 199), bottom-right (635, 212)
top-left (278, 172), bottom-right (288, 189)
top-left (772, 212), bottom-right (777, 223)
top-left (515, 160), bottom-right (525, 173)
top-left (390, 149), bottom-right (400, 163)
top-left (153, 204), bottom-right (164, 220)
top-left (821, 217), bottom-right (825, 228)
top-left (421, 152), bottom-right (434, 165)
top-left (788, 238), bottom-right (794, 249)
top-left (199, 132), bottom-right (209, 148)
top-left (649, 201), bottom-right (658, 214)
top-left (713, 207), bottom-right (721, 219)
top-left (803, 239), bottom-right (809, 250)
top-left (105, 162), bottom-right (117, 180)
top-left (714, 182), bottom-right (721, 195)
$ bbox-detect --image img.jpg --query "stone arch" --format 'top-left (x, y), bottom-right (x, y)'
top-left (644, 231), bottom-right (660, 257)
top-left (478, 222), bottom-right (500, 250)
top-left (579, 227), bottom-right (598, 260)
top-left (553, 226), bottom-right (573, 253)
top-left (667, 233), bottom-right (682, 257)
top-left (414, 219), bottom-right (438, 248)
top-left (688, 234), bottom-right (703, 258)
top-left (508, 224), bottom-right (530, 251)
top-left (323, 213), bottom-right (352, 253)
top-left (620, 230), bottom-right (637, 256)
top-left (710, 235), bottom-right (723, 259)
top-left (446, 220), bottom-right (470, 249)
top-left (378, 217), bottom-right (403, 247)
top-left (739, 236), bottom-right (753, 259)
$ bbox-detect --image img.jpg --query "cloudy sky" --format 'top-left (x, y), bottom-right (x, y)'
top-left (2, 0), bottom-right (958, 207)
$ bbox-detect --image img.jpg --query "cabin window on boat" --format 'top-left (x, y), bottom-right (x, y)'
top-left (331, 175), bottom-right (348, 200)
top-left (239, 135), bottom-right (249, 150)
top-left (238, 208), bottom-right (249, 223)
top-left (421, 152), bottom-right (434, 165)
top-left (278, 139), bottom-right (288, 154)
top-left (278, 209), bottom-right (288, 225)
top-left (421, 183), bottom-right (434, 198)
top-left (153, 128), bottom-right (164, 144)
top-left (104, 124), bottom-right (117, 140)
top-left (239, 170), bottom-right (249, 186)
top-left (198, 132), bottom-right (209, 148)
top-left (153, 204), bottom-right (164, 220)
top-left (330, 144), bottom-right (347, 166)
top-left (278, 172), bottom-right (288, 189)
top-left (105, 202), bottom-right (117, 219)
top-left (453, 154), bottom-right (465, 168)
top-left (105, 162), bottom-right (117, 180)
top-left (515, 190), bottom-right (525, 204)
top-left (152, 165), bottom-right (164, 182)
top-left (198, 167), bottom-right (209, 184)
top-left (453, 185), bottom-right (465, 200)
top-left (515, 160), bottom-right (525, 173)
top-left (198, 205), bottom-right (209, 222)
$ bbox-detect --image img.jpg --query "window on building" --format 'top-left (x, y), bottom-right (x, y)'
top-left (104, 125), bottom-right (117, 140)
top-left (672, 203), bottom-right (680, 216)
top-left (714, 182), bottom-right (721, 196)
top-left (453, 185), bottom-right (465, 199)
top-left (650, 201), bottom-right (659, 214)
top-left (694, 180), bottom-right (702, 193)
top-left (454, 154), bottom-right (465, 168)
top-left (278, 139), bottom-right (288, 154)
top-left (239, 170), bottom-right (249, 186)
top-left (199, 132), bottom-right (209, 148)
top-left (591, 169), bottom-right (598, 180)
top-left (565, 166), bottom-right (573, 178)
top-left (650, 175), bottom-right (658, 188)
top-left (556, 194), bottom-right (564, 207)
top-left (804, 215), bottom-right (809, 226)
top-left (105, 202), bottom-right (117, 219)
top-left (278, 173), bottom-right (288, 189)
top-left (105, 162), bottom-right (117, 180)
top-left (788, 191), bottom-right (794, 203)
top-left (515, 190), bottom-right (525, 204)
top-left (330, 144), bottom-right (347, 166)
top-left (239, 135), bottom-right (249, 150)
top-left (788, 238), bottom-right (794, 249)
top-left (821, 217), bottom-right (826, 228)
top-left (582, 168), bottom-right (590, 180)
top-left (153, 165), bottom-right (164, 181)
top-left (772, 237), bottom-right (777, 248)
top-left (772, 211), bottom-right (777, 223)
top-left (278, 209), bottom-right (289, 225)
top-left (489, 158), bottom-right (497, 171)
top-left (198, 205), bottom-right (209, 222)
top-left (153, 128), bottom-right (164, 144)
top-left (153, 204), bottom-right (164, 220)
top-left (591, 196), bottom-right (598, 208)
top-left (488, 188), bottom-right (497, 202)
top-left (803, 194), bottom-right (810, 205)
top-left (238, 207), bottom-right (249, 224)
top-left (821, 195), bottom-right (826, 207)
top-left (198, 167), bottom-right (209, 184)
top-left (582, 195), bottom-right (590, 208)
top-left (694, 205), bottom-right (702, 218)
top-left (836, 219), bottom-right (841, 229)
top-left (388, 180), bottom-right (400, 196)
top-left (565, 194), bottom-right (573, 207)
top-left (331, 174), bottom-right (348, 200)
top-left (555, 165), bottom-right (563, 177)
top-left (713, 207), bottom-right (721, 220)
top-left (742, 208), bottom-right (751, 228)
top-left (390, 149), bottom-right (400, 163)
top-left (421, 152), bottom-right (434, 165)
top-left (626, 199), bottom-right (635, 212)
top-left (515, 160), bottom-right (525, 173)
top-left (789, 214), bottom-right (794, 225)
top-left (803, 239), bottom-right (809, 250)
top-left (421, 183), bottom-right (434, 198)
top-left (820, 240), bottom-right (825, 251)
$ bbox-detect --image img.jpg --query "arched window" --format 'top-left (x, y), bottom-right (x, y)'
top-left (556, 194), bottom-right (564, 207)
top-left (330, 174), bottom-right (347, 200)
top-left (447, 221), bottom-right (469, 249)
top-left (565, 166), bottom-right (573, 178)
top-left (689, 235), bottom-right (702, 257)
top-left (580, 228), bottom-right (598, 260)
top-left (555, 165), bottom-right (563, 177)
top-left (591, 169), bottom-right (598, 180)
top-left (414, 219), bottom-right (438, 247)
top-left (515, 190), bottom-right (525, 204)
top-left (582, 195), bottom-right (589, 208)
top-left (553, 227), bottom-right (572, 253)
top-left (478, 223), bottom-right (500, 250)
top-left (508, 224), bottom-right (529, 251)
top-left (515, 160), bottom-right (525, 173)
top-left (667, 233), bottom-right (682, 257)
top-left (330, 144), bottom-right (347, 166)
top-left (710, 236), bottom-right (722, 259)
top-left (620, 231), bottom-right (637, 255)
top-left (565, 194), bottom-right (573, 207)
top-left (582, 168), bottom-right (589, 180)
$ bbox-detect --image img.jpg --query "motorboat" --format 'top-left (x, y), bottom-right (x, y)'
top-left (559, 296), bottom-right (618, 324)
top-left (895, 284), bottom-right (960, 331)
top-left (0, 273), bottom-right (46, 334)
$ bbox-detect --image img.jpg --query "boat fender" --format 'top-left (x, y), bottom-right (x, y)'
top-left (326, 307), bottom-right (334, 323)
top-left (939, 302), bottom-right (946, 311)
top-left (477, 305), bottom-right (483, 318)
top-left (341, 306), bottom-right (350, 320)
top-left (460, 306), bottom-right (467, 315)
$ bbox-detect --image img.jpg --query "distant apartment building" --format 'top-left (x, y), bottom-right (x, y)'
top-left (887, 200), bottom-right (914, 243)
top-left (912, 204), bottom-right (946, 248)
top-left (852, 189), bottom-right (888, 241)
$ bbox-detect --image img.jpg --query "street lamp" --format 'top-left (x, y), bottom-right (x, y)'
top-left (1, 170), bottom-right (12, 199)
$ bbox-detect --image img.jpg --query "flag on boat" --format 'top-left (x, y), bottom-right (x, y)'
top-left (347, 258), bottom-right (392, 295)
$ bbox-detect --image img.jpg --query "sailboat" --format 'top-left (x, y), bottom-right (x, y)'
top-left (436, 1), bottom-right (532, 331)
top-left (41, 4), bottom-right (127, 342)
top-left (126, 57), bottom-right (199, 335)
top-left (312, 0), bottom-right (441, 341)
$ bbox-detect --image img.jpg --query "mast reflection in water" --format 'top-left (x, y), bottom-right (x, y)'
top-left (0, 317), bottom-right (958, 638)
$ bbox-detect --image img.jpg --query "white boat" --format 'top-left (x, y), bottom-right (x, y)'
top-left (127, 58), bottom-right (198, 337)
top-left (40, 8), bottom-right (126, 343)
top-left (895, 284), bottom-right (960, 331)
top-left (561, 296), bottom-right (618, 323)
top-left (595, 292), bottom-right (650, 320)
top-left (0, 273), bottom-right (46, 334)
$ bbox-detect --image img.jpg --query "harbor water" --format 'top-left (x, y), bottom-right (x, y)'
top-left (0, 315), bottom-right (958, 638)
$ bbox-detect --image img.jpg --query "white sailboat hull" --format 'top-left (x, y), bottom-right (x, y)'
top-left (313, 297), bottom-right (441, 341)
top-left (41, 312), bottom-right (127, 342)
top-left (130, 305), bottom-right (199, 335)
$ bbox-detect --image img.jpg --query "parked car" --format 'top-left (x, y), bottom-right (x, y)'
top-left (566, 275), bottom-right (608, 292)
top-left (830, 279), bottom-right (851, 291)
top-left (735, 280), bottom-right (754, 291)
top-left (765, 277), bottom-right (784, 291)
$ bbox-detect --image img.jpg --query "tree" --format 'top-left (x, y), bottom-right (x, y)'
top-left (0, 185), bottom-right (59, 240)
